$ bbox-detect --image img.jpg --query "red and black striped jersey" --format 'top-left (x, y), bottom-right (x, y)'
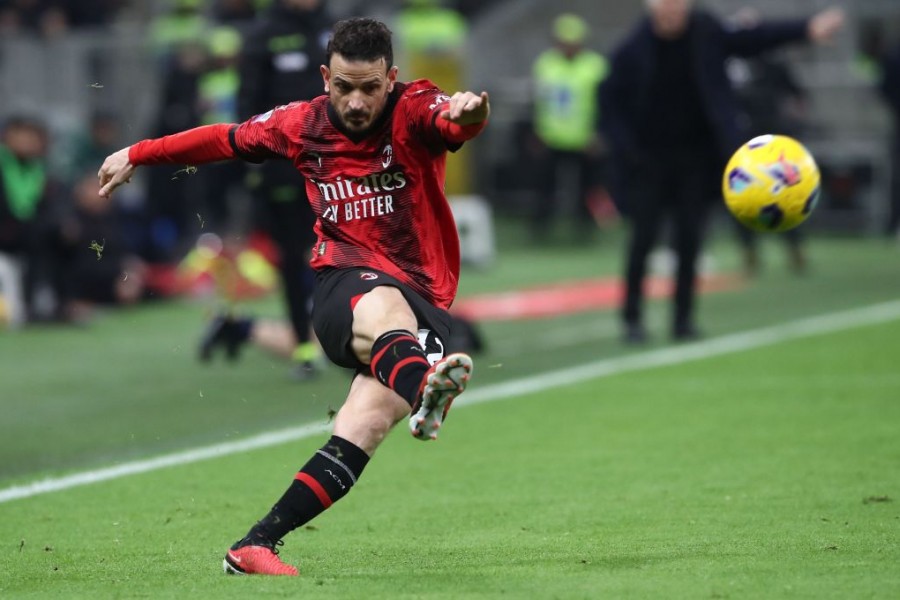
top-left (230, 79), bottom-right (480, 309)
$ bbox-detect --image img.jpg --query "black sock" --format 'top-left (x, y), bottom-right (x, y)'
top-left (232, 317), bottom-right (253, 342)
top-left (240, 436), bottom-right (370, 547)
top-left (369, 329), bottom-right (430, 406)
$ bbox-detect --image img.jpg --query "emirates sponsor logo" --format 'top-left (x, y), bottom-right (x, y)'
top-left (314, 170), bottom-right (407, 203)
top-left (313, 169), bottom-right (407, 223)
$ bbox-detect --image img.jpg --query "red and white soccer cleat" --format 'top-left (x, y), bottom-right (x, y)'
top-left (410, 352), bottom-right (473, 441)
top-left (223, 542), bottom-right (298, 576)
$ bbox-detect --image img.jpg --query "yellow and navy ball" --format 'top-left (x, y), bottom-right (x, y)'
top-left (722, 134), bottom-right (821, 232)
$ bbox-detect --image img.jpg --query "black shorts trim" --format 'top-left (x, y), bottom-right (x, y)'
top-left (311, 267), bottom-right (452, 370)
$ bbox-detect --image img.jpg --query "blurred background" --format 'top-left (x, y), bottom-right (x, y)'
top-left (0, 0), bottom-right (898, 334)
top-left (1, 0), bottom-right (900, 486)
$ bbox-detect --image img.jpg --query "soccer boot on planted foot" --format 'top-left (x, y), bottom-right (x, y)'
top-left (410, 352), bottom-right (473, 441)
top-left (223, 538), bottom-right (298, 576)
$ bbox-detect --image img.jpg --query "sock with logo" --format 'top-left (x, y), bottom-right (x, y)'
top-left (238, 435), bottom-right (370, 547)
top-left (369, 329), bottom-right (431, 406)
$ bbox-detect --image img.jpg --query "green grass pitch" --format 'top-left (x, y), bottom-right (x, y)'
top-left (1, 228), bottom-right (899, 597)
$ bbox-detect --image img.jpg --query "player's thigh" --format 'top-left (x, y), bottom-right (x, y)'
top-left (312, 269), bottom-right (416, 369)
top-left (313, 268), bottom-right (452, 368)
top-left (350, 286), bottom-right (417, 362)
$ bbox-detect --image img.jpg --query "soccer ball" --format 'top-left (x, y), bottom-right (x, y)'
top-left (722, 134), bottom-right (821, 232)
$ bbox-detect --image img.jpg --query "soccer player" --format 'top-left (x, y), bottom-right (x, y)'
top-left (97, 17), bottom-right (489, 576)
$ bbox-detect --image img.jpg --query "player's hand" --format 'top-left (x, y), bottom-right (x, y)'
top-left (97, 147), bottom-right (137, 198)
top-left (808, 7), bottom-right (844, 44)
top-left (440, 91), bottom-right (490, 126)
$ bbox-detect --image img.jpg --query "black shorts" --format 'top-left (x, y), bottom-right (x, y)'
top-left (312, 267), bottom-right (452, 370)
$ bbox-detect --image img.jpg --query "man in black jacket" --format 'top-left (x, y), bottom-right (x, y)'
top-left (204, 0), bottom-right (334, 376)
top-left (600, 0), bottom-right (842, 342)
top-left (877, 40), bottom-right (900, 238)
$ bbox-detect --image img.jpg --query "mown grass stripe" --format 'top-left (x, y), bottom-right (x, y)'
top-left (2, 299), bottom-right (899, 505)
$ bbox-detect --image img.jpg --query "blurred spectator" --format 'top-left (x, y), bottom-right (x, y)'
top-left (152, 38), bottom-right (207, 144)
top-left (144, 37), bottom-right (207, 261)
top-left (394, 0), bottom-right (471, 195)
top-left (142, 0), bottom-right (212, 260)
top-left (600, 0), bottom-right (843, 343)
top-left (54, 174), bottom-right (146, 322)
top-left (874, 38), bottom-right (900, 237)
top-left (217, 0), bottom-right (334, 379)
top-left (149, 0), bottom-right (209, 59)
top-left (57, 110), bottom-right (122, 186)
top-left (238, 0), bottom-right (332, 116)
top-left (529, 13), bottom-right (608, 243)
top-left (199, 25), bottom-right (243, 123)
top-left (38, 2), bottom-right (66, 36)
top-left (0, 0), bottom-right (121, 35)
top-left (394, 0), bottom-right (467, 83)
top-left (60, 0), bottom-right (124, 28)
top-left (856, 21), bottom-right (886, 83)
top-left (455, 0), bottom-right (503, 20)
top-left (214, 0), bottom-right (259, 27)
top-left (0, 116), bottom-right (57, 325)
top-left (0, 0), bottom-right (63, 36)
top-left (728, 8), bottom-right (810, 274)
top-left (730, 61), bottom-right (808, 273)
top-left (195, 26), bottom-right (247, 236)
top-left (0, 0), bottom-right (43, 33)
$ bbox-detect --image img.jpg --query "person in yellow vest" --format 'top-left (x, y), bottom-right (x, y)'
top-left (199, 27), bottom-right (243, 126)
top-left (148, 0), bottom-right (209, 59)
top-left (394, 0), bottom-right (471, 195)
top-left (195, 26), bottom-right (247, 236)
top-left (531, 13), bottom-right (608, 243)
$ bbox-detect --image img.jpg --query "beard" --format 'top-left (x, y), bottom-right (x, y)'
top-left (341, 109), bottom-right (372, 131)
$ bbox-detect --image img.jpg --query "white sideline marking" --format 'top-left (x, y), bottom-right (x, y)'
top-left (2, 300), bottom-right (900, 505)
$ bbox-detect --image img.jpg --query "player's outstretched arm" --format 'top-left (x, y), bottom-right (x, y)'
top-left (98, 123), bottom-right (239, 198)
top-left (98, 147), bottom-right (136, 198)
top-left (439, 91), bottom-right (491, 126)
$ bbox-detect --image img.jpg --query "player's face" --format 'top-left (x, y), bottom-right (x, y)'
top-left (321, 55), bottom-right (398, 134)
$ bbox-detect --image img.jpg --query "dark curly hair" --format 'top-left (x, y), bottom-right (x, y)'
top-left (326, 18), bottom-right (394, 68)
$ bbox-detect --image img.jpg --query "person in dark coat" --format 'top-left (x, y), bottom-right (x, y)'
top-left (876, 40), bottom-right (900, 237)
top-left (729, 52), bottom-right (810, 275)
top-left (54, 173), bottom-right (146, 322)
top-left (205, 0), bottom-right (334, 379)
top-left (599, 0), bottom-right (843, 342)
